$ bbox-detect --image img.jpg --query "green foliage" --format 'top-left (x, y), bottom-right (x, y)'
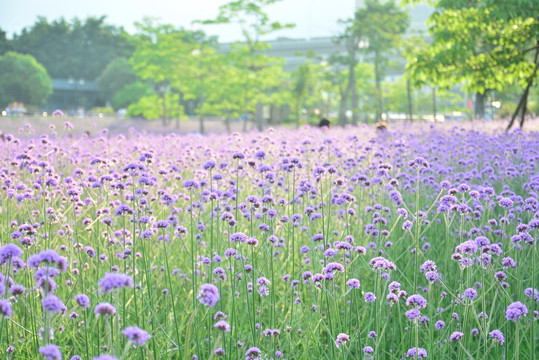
top-left (130, 19), bottom-right (219, 122)
top-left (199, 0), bottom-right (294, 48)
top-left (289, 61), bottom-right (331, 124)
top-left (0, 28), bottom-right (12, 55)
top-left (406, 0), bottom-right (538, 94)
top-left (112, 81), bottom-right (152, 110)
top-left (334, 0), bottom-right (409, 124)
top-left (96, 58), bottom-right (137, 105)
top-left (90, 106), bottom-right (115, 115)
top-left (0, 51), bottom-right (52, 108)
top-left (126, 92), bottom-right (180, 120)
top-left (11, 16), bottom-right (134, 79)
top-left (199, 0), bottom-right (293, 129)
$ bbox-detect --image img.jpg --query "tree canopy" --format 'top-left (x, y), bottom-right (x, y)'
top-left (0, 52), bottom-right (52, 108)
top-left (406, 0), bottom-right (539, 127)
top-left (11, 16), bottom-right (134, 79)
top-left (96, 57), bottom-right (138, 106)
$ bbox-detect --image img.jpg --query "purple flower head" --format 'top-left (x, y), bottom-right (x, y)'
top-left (334, 333), bottom-right (350, 348)
top-left (405, 309), bottom-right (421, 321)
top-left (499, 197), bottom-right (513, 209)
top-left (346, 278), bottom-right (360, 289)
top-left (363, 346), bottom-right (374, 354)
top-left (98, 273), bottom-right (134, 293)
top-left (406, 347), bottom-right (427, 358)
top-left (122, 326), bottom-right (151, 345)
top-left (365, 292), bottom-right (376, 303)
top-left (95, 302), bottom-right (116, 317)
top-left (214, 320), bottom-right (231, 332)
top-left (450, 331), bottom-right (464, 342)
top-left (74, 294), bottom-right (90, 309)
top-left (489, 329), bottom-right (505, 344)
top-left (506, 301), bottom-right (528, 321)
top-left (435, 320), bottom-right (445, 329)
top-left (10, 284), bottom-right (25, 296)
top-left (42, 294), bottom-right (65, 314)
top-left (39, 344), bottom-right (62, 360)
top-left (369, 256), bottom-right (396, 271)
top-left (245, 347), bottom-right (261, 359)
top-left (406, 294), bottom-right (427, 308)
top-left (92, 356), bottom-right (119, 360)
top-left (198, 284), bottom-right (220, 307)
top-left (402, 220), bottom-right (413, 230)
top-left (28, 250), bottom-right (67, 272)
top-left (524, 288), bottom-right (539, 302)
top-left (0, 243), bottom-right (23, 264)
top-left (463, 288), bottom-right (478, 301)
top-left (0, 299), bottom-right (13, 317)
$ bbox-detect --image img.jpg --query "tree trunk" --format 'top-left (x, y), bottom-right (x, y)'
top-left (175, 92), bottom-right (183, 129)
top-left (432, 87), bottom-right (437, 122)
top-left (199, 116), bottom-right (204, 134)
top-left (161, 95), bottom-right (167, 126)
top-left (406, 76), bottom-right (413, 122)
top-left (338, 78), bottom-right (352, 127)
top-left (225, 116), bottom-right (231, 133)
top-left (256, 102), bottom-right (264, 131)
top-left (296, 98), bottom-right (301, 129)
top-left (507, 41), bottom-right (539, 131)
top-left (374, 51), bottom-right (383, 122)
top-left (474, 92), bottom-right (485, 120)
top-left (349, 61), bottom-right (358, 125)
top-left (338, 91), bottom-right (348, 127)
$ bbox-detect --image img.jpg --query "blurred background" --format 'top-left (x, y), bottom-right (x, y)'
top-left (1, 0), bottom-right (537, 133)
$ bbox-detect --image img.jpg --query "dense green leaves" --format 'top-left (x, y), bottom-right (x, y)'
top-left (334, 0), bottom-right (409, 124)
top-left (96, 58), bottom-right (138, 106)
top-left (406, 0), bottom-right (538, 125)
top-left (0, 51), bottom-right (52, 108)
top-left (11, 16), bottom-right (134, 79)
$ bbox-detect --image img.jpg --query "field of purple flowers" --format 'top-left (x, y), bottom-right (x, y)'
top-left (0, 122), bottom-right (537, 360)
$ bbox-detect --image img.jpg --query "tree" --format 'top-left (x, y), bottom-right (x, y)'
top-left (360, 0), bottom-right (409, 122)
top-left (0, 28), bottom-right (12, 56)
top-left (129, 20), bottom-right (218, 126)
top-left (0, 52), bottom-right (52, 108)
top-left (181, 45), bottom-right (224, 133)
top-left (383, 76), bottom-right (467, 118)
top-left (289, 60), bottom-right (331, 127)
top-left (96, 58), bottom-right (137, 107)
top-left (406, 0), bottom-right (538, 128)
top-left (334, 0), bottom-right (408, 125)
top-left (112, 81), bottom-right (151, 110)
top-left (400, 36), bottom-right (428, 122)
top-left (333, 12), bottom-right (366, 126)
top-left (200, 0), bottom-right (294, 131)
top-left (12, 16), bottom-right (134, 79)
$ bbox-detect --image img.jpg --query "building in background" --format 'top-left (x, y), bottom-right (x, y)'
top-left (47, 78), bottom-right (101, 112)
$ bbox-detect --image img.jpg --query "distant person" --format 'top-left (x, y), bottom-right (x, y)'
top-left (318, 118), bottom-right (331, 128)
top-left (376, 121), bottom-right (387, 132)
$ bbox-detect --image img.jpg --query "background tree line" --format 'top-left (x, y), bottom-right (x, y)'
top-left (0, 0), bottom-right (537, 131)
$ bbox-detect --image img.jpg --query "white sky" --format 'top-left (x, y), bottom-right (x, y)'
top-left (1, 0), bottom-right (358, 42)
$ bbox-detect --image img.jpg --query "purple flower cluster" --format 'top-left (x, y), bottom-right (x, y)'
top-left (122, 326), bottom-right (151, 345)
top-left (198, 284), bottom-right (220, 307)
top-left (98, 273), bottom-right (134, 293)
top-left (506, 301), bottom-right (528, 321)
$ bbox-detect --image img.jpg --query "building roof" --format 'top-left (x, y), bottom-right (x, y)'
top-left (52, 78), bottom-right (99, 92)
